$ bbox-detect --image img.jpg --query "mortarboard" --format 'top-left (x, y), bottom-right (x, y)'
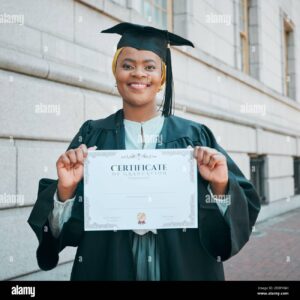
top-left (101, 22), bottom-right (194, 117)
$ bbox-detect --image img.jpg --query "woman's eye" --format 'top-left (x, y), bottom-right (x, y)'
top-left (122, 64), bottom-right (133, 70)
top-left (145, 65), bottom-right (156, 71)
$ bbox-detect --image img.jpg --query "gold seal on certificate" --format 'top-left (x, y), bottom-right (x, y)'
top-left (84, 149), bottom-right (198, 231)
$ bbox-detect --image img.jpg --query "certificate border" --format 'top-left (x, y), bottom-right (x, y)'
top-left (84, 149), bottom-right (197, 230)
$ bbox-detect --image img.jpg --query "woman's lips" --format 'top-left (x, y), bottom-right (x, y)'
top-left (127, 83), bottom-right (151, 90)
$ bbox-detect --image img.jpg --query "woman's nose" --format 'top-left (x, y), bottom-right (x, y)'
top-left (131, 67), bottom-right (147, 78)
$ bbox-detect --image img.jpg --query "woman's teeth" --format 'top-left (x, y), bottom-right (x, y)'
top-left (128, 83), bottom-right (149, 89)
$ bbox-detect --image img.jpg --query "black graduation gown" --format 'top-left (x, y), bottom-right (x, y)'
top-left (28, 109), bottom-right (261, 280)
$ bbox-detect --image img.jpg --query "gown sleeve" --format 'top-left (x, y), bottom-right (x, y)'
top-left (27, 120), bottom-right (92, 271)
top-left (196, 124), bottom-right (261, 261)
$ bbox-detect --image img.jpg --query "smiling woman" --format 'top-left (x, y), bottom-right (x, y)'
top-left (28, 22), bottom-right (261, 281)
top-left (102, 22), bottom-right (194, 120)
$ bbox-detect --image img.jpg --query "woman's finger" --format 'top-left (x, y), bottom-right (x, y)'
top-left (88, 146), bottom-right (97, 151)
top-left (193, 146), bottom-right (200, 159)
top-left (208, 153), bottom-right (226, 169)
top-left (58, 153), bottom-right (71, 168)
top-left (75, 147), bottom-right (84, 164)
top-left (197, 147), bottom-right (204, 164)
top-left (66, 149), bottom-right (77, 164)
top-left (200, 147), bottom-right (218, 165)
top-left (207, 153), bottom-right (220, 169)
top-left (202, 150), bottom-right (211, 165)
top-left (79, 144), bottom-right (88, 157)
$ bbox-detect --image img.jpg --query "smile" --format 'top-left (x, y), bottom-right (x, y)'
top-left (127, 82), bottom-right (151, 90)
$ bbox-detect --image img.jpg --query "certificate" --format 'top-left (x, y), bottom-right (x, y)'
top-left (84, 149), bottom-right (197, 231)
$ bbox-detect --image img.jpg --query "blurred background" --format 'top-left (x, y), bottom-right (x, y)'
top-left (0, 0), bottom-right (299, 280)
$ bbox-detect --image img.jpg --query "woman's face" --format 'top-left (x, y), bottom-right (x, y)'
top-left (115, 47), bottom-right (162, 108)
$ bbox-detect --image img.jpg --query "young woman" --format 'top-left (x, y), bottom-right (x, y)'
top-left (28, 22), bottom-right (261, 280)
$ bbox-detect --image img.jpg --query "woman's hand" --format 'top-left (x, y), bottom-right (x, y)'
top-left (194, 146), bottom-right (228, 196)
top-left (56, 144), bottom-right (97, 202)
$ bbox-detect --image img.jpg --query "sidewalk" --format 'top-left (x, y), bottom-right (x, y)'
top-left (224, 208), bottom-right (300, 280)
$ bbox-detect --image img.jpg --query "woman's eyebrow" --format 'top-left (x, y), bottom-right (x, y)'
top-left (122, 58), bottom-right (157, 64)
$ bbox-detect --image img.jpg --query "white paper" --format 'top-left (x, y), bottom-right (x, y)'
top-left (84, 149), bottom-right (197, 231)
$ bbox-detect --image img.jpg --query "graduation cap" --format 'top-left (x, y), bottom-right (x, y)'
top-left (101, 22), bottom-right (194, 117)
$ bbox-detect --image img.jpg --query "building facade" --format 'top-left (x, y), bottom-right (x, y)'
top-left (0, 0), bottom-right (299, 280)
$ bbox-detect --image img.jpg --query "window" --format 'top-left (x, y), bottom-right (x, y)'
top-left (239, 0), bottom-right (250, 74)
top-left (282, 14), bottom-right (296, 100)
top-left (238, 0), bottom-right (259, 78)
top-left (250, 155), bottom-right (266, 203)
top-left (138, 0), bottom-right (173, 30)
top-left (294, 157), bottom-right (300, 195)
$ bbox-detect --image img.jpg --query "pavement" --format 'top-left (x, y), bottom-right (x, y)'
top-left (224, 208), bottom-right (300, 281)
